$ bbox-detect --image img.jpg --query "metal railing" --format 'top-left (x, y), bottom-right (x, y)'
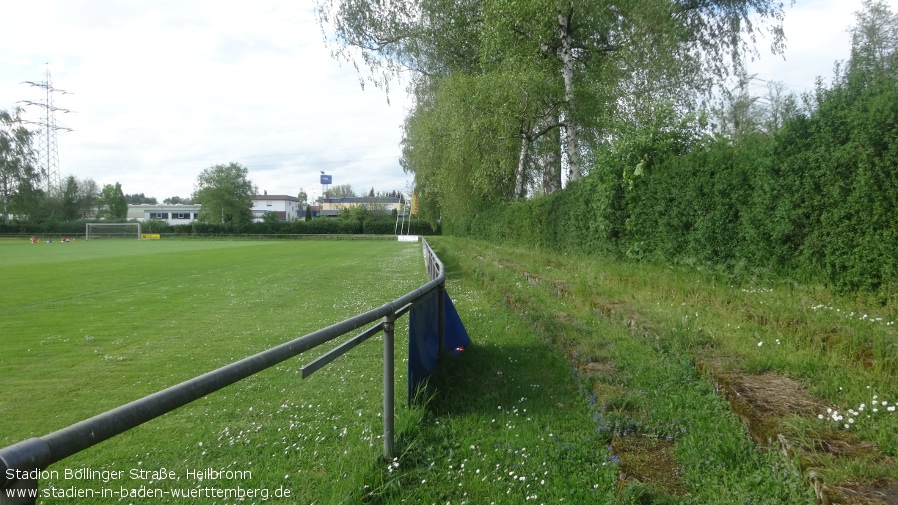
top-left (0, 239), bottom-right (446, 505)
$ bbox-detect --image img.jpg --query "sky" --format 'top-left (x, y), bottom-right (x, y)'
top-left (745, 0), bottom-right (898, 95)
top-left (0, 1), bottom-right (412, 202)
top-left (0, 0), bottom-right (893, 202)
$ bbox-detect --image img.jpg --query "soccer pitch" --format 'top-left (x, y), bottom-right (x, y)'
top-left (0, 238), bottom-right (425, 503)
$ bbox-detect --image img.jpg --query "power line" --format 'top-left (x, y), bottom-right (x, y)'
top-left (19, 64), bottom-right (73, 193)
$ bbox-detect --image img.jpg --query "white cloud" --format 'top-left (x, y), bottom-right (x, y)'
top-left (0, 1), bottom-right (410, 200)
top-left (747, 0), bottom-right (898, 94)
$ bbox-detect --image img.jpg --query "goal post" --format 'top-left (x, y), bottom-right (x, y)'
top-left (85, 222), bottom-right (142, 240)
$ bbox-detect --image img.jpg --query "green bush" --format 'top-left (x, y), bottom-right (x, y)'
top-left (453, 74), bottom-right (898, 296)
top-left (141, 220), bottom-right (172, 234)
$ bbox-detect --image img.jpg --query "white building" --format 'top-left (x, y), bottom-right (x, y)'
top-left (125, 193), bottom-right (299, 224)
top-left (251, 193), bottom-right (299, 222)
top-left (126, 204), bottom-right (202, 225)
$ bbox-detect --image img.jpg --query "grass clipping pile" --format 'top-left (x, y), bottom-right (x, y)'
top-left (706, 367), bottom-right (898, 505)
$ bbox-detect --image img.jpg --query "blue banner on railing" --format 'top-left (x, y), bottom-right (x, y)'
top-left (408, 291), bottom-right (470, 402)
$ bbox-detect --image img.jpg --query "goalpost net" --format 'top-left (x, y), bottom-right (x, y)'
top-left (85, 222), bottom-right (142, 240)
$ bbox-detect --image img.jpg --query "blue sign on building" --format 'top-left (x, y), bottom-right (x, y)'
top-left (320, 174), bottom-right (332, 184)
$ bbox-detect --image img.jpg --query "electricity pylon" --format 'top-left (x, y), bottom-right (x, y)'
top-left (20, 65), bottom-right (72, 194)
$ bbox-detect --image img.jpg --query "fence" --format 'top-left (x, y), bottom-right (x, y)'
top-left (0, 239), bottom-right (448, 505)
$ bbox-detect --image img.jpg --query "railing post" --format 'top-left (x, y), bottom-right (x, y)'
top-left (382, 312), bottom-right (395, 460)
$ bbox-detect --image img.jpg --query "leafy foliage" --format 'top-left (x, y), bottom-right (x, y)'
top-left (437, 1), bottom-right (898, 297)
top-left (100, 183), bottom-right (128, 219)
top-left (318, 0), bottom-right (790, 222)
top-left (455, 54), bottom-right (898, 296)
top-left (56, 175), bottom-right (100, 221)
top-left (0, 107), bottom-right (38, 224)
top-left (124, 192), bottom-right (158, 205)
top-left (328, 184), bottom-right (356, 198)
top-left (192, 162), bottom-right (257, 226)
top-left (162, 195), bottom-right (193, 205)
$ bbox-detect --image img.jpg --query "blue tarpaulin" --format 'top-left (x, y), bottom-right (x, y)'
top-left (408, 290), bottom-right (470, 402)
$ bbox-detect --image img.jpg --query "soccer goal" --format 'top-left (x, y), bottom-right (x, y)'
top-left (85, 222), bottom-right (142, 240)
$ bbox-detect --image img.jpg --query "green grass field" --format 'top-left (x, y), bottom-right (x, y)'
top-left (0, 238), bottom-right (426, 504)
top-left (4, 236), bottom-right (896, 504)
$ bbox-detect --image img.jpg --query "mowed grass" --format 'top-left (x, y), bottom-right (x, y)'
top-left (0, 238), bottom-right (426, 504)
top-left (6, 234), bottom-right (893, 504)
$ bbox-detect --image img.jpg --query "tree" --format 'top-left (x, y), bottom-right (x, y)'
top-left (59, 176), bottom-right (99, 220)
top-left (401, 70), bottom-right (541, 219)
top-left (100, 182), bottom-right (128, 219)
top-left (329, 184), bottom-right (356, 198)
top-left (125, 193), bottom-right (157, 204)
top-left (760, 80), bottom-right (796, 135)
top-left (163, 196), bottom-right (193, 205)
top-left (297, 188), bottom-right (308, 207)
top-left (78, 178), bottom-right (100, 219)
top-left (192, 162), bottom-right (257, 225)
top-left (849, 0), bottom-right (898, 78)
top-left (319, 0), bottom-right (790, 223)
top-left (316, 0), bottom-right (483, 94)
top-left (712, 74), bottom-right (766, 142)
top-left (479, 0), bottom-right (790, 181)
top-left (0, 108), bottom-right (37, 224)
top-left (10, 179), bottom-right (44, 223)
top-left (262, 211), bottom-right (280, 226)
top-left (61, 176), bottom-right (80, 221)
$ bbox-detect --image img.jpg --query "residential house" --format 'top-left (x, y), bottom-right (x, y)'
top-left (251, 193), bottom-right (299, 222)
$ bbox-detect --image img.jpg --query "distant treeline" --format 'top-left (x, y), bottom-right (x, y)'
top-left (0, 217), bottom-right (439, 237)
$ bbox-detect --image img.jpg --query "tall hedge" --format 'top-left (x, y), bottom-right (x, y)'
top-left (451, 75), bottom-right (898, 295)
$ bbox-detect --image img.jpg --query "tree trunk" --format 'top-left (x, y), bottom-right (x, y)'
top-left (516, 135), bottom-right (531, 198)
top-left (539, 124), bottom-right (562, 195)
top-left (1, 175), bottom-right (9, 225)
top-left (558, 6), bottom-right (580, 182)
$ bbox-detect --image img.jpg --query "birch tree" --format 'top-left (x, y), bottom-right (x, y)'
top-left (318, 0), bottom-right (790, 219)
top-left (0, 108), bottom-right (37, 224)
top-left (479, 0), bottom-right (789, 180)
top-left (849, 0), bottom-right (898, 77)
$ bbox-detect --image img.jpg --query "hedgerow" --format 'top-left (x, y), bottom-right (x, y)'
top-left (452, 74), bottom-right (898, 296)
